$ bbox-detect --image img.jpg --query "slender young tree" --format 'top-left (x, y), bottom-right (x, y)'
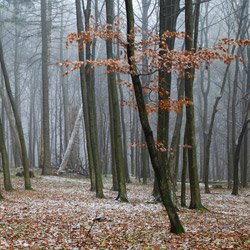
top-left (125, 0), bottom-right (185, 234)
top-left (13, 1), bottom-right (21, 168)
top-left (59, 0), bottom-right (69, 153)
top-left (0, 39), bottom-right (32, 190)
top-left (41, 0), bottom-right (52, 175)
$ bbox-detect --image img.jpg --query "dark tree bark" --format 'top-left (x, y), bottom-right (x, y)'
top-left (184, 0), bottom-right (203, 209)
top-left (125, 0), bottom-right (185, 234)
top-left (154, 0), bottom-right (180, 202)
top-left (119, 84), bottom-right (131, 184)
top-left (106, 0), bottom-right (128, 201)
top-left (59, 1), bottom-right (69, 153)
top-left (75, 0), bottom-right (96, 192)
top-left (130, 107), bottom-right (136, 177)
top-left (41, 0), bottom-right (52, 175)
top-left (181, 127), bottom-right (188, 207)
top-left (76, 0), bottom-right (106, 197)
top-left (13, 1), bottom-right (21, 169)
top-left (241, 47), bottom-right (250, 188)
top-left (83, 0), bottom-right (104, 197)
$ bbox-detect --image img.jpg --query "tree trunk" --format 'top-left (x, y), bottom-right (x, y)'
top-left (0, 39), bottom-right (32, 190)
top-left (57, 105), bottom-right (83, 174)
top-left (13, 2), bottom-right (21, 169)
top-left (60, 1), bottom-right (69, 152)
top-left (119, 84), bottom-right (131, 183)
top-left (106, 0), bottom-right (128, 201)
top-left (242, 47), bottom-right (250, 188)
top-left (0, 118), bottom-right (13, 191)
top-left (108, 85), bottom-right (118, 191)
top-left (41, 0), bottom-right (52, 175)
top-left (184, 0), bottom-right (203, 209)
top-left (125, 0), bottom-right (184, 234)
top-left (130, 108), bottom-right (136, 176)
top-left (83, 0), bottom-right (104, 198)
top-left (76, 0), bottom-right (103, 195)
top-left (155, 0), bottom-right (180, 200)
top-left (181, 127), bottom-right (188, 207)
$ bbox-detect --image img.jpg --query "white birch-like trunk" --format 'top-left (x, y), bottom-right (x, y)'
top-left (57, 105), bottom-right (83, 174)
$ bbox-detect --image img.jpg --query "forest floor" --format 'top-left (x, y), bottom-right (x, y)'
top-left (0, 170), bottom-right (249, 249)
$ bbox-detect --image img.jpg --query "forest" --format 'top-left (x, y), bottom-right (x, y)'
top-left (0, 0), bottom-right (249, 249)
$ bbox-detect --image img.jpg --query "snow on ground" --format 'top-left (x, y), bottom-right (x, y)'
top-left (0, 174), bottom-right (249, 249)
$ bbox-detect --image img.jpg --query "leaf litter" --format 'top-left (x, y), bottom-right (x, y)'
top-left (0, 175), bottom-right (249, 249)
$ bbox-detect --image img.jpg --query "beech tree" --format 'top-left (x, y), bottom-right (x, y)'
top-left (124, 0), bottom-right (185, 234)
top-left (184, 0), bottom-right (203, 209)
top-left (75, 0), bottom-right (104, 198)
top-left (106, 0), bottom-right (128, 202)
top-left (60, 0), bottom-right (249, 233)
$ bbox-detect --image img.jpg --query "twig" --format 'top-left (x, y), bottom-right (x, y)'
top-left (85, 211), bottom-right (98, 238)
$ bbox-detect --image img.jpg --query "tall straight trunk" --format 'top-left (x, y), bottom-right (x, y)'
top-left (227, 73), bottom-right (233, 189)
top-left (155, 0), bottom-right (180, 200)
top-left (60, 1), bottom-right (69, 151)
top-left (169, 78), bottom-right (184, 199)
top-left (0, 118), bottom-right (13, 191)
top-left (83, 0), bottom-right (104, 198)
top-left (181, 127), bottom-right (188, 207)
top-left (119, 84), bottom-right (131, 183)
top-left (54, 80), bottom-right (58, 167)
top-left (41, 0), bottom-right (51, 175)
top-left (75, 0), bottom-right (103, 195)
top-left (201, 3), bottom-right (211, 191)
top-left (32, 102), bottom-right (36, 168)
top-left (141, 132), bottom-right (148, 185)
top-left (106, 0), bottom-right (128, 201)
top-left (184, 0), bottom-right (203, 209)
top-left (242, 47), bottom-right (250, 188)
top-left (125, 0), bottom-right (185, 234)
top-left (28, 78), bottom-right (36, 168)
top-left (135, 117), bottom-right (140, 182)
top-left (140, 0), bottom-right (151, 186)
top-left (108, 85), bottom-right (118, 190)
top-left (130, 107), bottom-right (136, 176)
top-left (13, 2), bottom-right (21, 169)
top-left (0, 39), bottom-right (32, 190)
top-left (231, 57), bottom-right (239, 185)
top-left (116, 0), bottom-right (130, 184)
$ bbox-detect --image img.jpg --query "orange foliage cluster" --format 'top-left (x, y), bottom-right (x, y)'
top-left (62, 19), bottom-right (249, 76)
top-left (58, 18), bottom-right (250, 115)
top-left (129, 141), bottom-right (171, 152)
